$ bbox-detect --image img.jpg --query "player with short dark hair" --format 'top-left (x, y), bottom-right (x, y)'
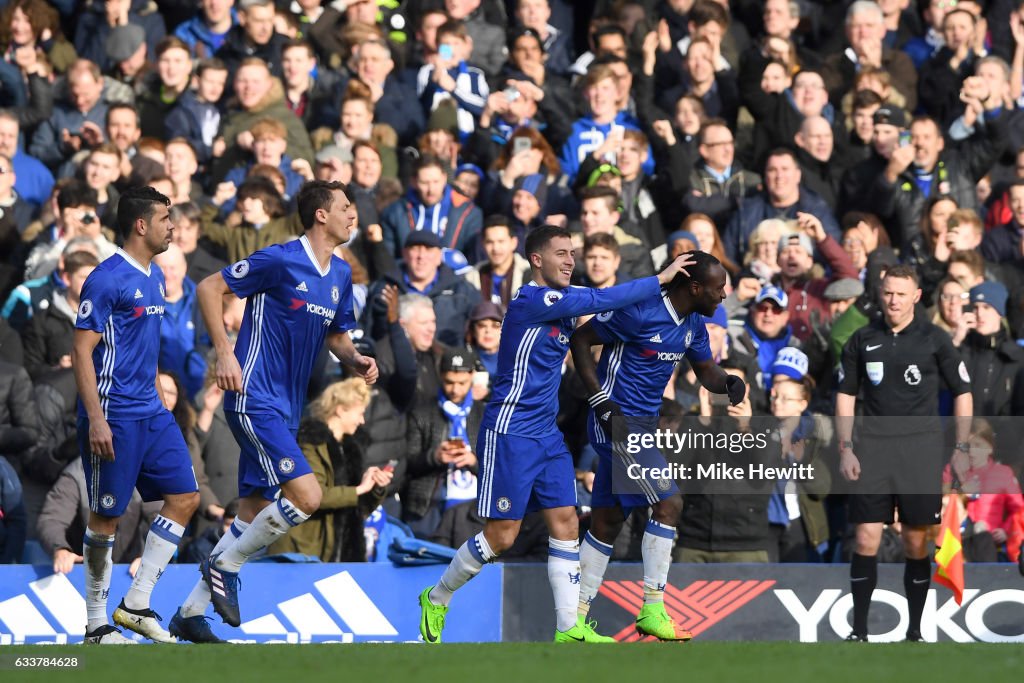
top-left (837, 263), bottom-right (973, 642)
top-left (418, 225), bottom-right (696, 644)
top-left (569, 251), bottom-right (744, 641)
top-left (168, 180), bottom-right (377, 642)
top-left (71, 186), bottom-right (201, 644)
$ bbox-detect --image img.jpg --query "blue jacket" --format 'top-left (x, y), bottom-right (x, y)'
top-left (174, 10), bottom-right (238, 57)
top-left (722, 187), bottom-right (840, 264)
top-left (12, 150), bottom-right (54, 208)
top-left (559, 111), bottom-right (654, 182)
top-left (165, 90), bottom-right (221, 164)
top-left (380, 187), bottom-right (482, 259)
top-left (375, 75), bottom-right (425, 147)
top-left (158, 278), bottom-right (207, 401)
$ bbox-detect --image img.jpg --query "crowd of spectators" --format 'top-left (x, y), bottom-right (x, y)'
top-left (1, 0), bottom-right (1023, 569)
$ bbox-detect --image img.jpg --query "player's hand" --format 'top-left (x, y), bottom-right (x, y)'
top-left (725, 374), bottom-right (746, 405)
top-left (53, 548), bottom-right (82, 575)
top-left (588, 390), bottom-right (623, 440)
top-left (215, 351), bottom-right (243, 392)
top-left (657, 253), bottom-right (697, 285)
top-left (89, 416), bottom-right (115, 461)
top-left (353, 353), bottom-right (378, 385)
top-left (840, 447), bottom-right (861, 481)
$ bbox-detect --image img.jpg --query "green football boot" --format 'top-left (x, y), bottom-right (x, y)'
top-left (635, 602), bottom-right (693, 641)
top-left (554, 616), bottom-right (617, 643)
top-left (418, 587), bottom-right (448, 644)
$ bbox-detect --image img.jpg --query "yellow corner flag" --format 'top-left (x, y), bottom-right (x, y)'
top-left (934, 495), bottom-right (965, 605)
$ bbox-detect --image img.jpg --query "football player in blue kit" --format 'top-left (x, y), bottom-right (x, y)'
top-left (570, 250), bottom-right (745, 641)
top-left (72, 186), bottom-right (201, 644)
top-left (168, 181), bottom-right (378, 641)
top-left (418, 224), bottom-right (696, 644)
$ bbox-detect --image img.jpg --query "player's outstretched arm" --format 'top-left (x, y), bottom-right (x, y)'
top-left (328, 332), bottom-right (379, 385)
top-left (196, 272), bottom-right (242, 392)
top-left (71, 328), bottom-right (114, 461)
top-left (691, 358), bottom-right (745, 405)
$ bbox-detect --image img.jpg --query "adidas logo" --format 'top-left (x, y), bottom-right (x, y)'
top-left (296, 282), bottom-right (309, 292)
top-left (649, 334), bottom-right (662, 343)
top-left (134, 289), bottom-right (144, 299)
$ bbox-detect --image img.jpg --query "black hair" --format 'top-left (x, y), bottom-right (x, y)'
top-left (57, 180), bottom-right (98, 212)
top-left (482, 215), bottom-right (514, 238)
top-left (117, 185), bottom-right (169, 240)
top-left (524, 224), bottom-right (572, 260)
top-left (666, 250), bottom-right (722, 293)
top-left (296, 179), bottom-right (350, 231)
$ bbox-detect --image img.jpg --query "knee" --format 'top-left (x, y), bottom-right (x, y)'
top-left (484, 527), bottom-right (518, 555)
top-left (290, 487), bottom-right (321, 517)
top-left (177, 491), bottom-right (201, 516)
top-left (651, 496), bottom-right (683, 526)
top-left (854, 526), bottom-right (881, 555)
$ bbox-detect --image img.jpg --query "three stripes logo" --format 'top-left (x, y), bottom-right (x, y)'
top-left (599, 579), bottom-right (776, 641)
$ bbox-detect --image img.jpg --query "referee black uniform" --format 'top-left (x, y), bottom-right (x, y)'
top-left (838, 310), bottom-right (971, 640)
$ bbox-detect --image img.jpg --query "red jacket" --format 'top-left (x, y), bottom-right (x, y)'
top-left (777, 235), bottom-right (859, 342)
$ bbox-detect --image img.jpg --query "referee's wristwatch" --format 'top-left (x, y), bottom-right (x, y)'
top-left (955, 442), bottom-right (971, 453)
top-left (839, 440), bottom-right (853, 452)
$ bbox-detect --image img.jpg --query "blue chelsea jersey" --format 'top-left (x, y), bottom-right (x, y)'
top-left (481, 276), bottom-right (662, 437)
top-left (224, 236), bottom-right (356, 428)
top-left (75, 249), bottom-right (166, 420)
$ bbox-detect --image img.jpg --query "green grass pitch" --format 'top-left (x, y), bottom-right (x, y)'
top-left (2, 643), bottom-right (1018, 683)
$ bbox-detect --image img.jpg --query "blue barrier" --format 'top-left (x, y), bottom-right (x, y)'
top-left (0, 564), bottom-right (502, 644)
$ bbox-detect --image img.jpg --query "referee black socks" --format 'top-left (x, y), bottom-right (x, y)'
top-left (904, 557), bottom-right (931, 636)
top-left (850, 553), bottom-right (878, 637)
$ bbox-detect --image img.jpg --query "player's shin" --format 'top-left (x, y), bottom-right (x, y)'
top-left (642, 520), bottom-right (675, 605)
top-left (578, 531), bottom-right (613, 618)
top-left (216, 498), bottom-right (308, 572)
top-left (548, 537), bottom-right (581, 632)
top-left (124, 515), bottom-right (185, 610)
top-left (180, 519), bottom-right (250, 618)
top-left (429, 532), bottom-right (496, 606)
top-left (83, 528), bottom-right (115, 631)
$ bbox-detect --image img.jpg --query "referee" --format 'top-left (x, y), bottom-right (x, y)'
top-left (837, 264), bottom-right (973, 642)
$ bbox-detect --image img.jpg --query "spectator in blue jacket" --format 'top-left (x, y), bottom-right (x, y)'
top-left (165, 58), bottom-right (229, 165)
top-left (0, 110), bottom-right (53, 210)
top-left (723, 148), bottom-right (840, 264)
top-left (380, 154), bottom-right (482, 259)
top-left (175, 0), bottom-right (238, 58)
top-left (560, 63), bottom-right (652, 182)
top-left (29, 60), bottom-right (110, 171)
top-left (364, 230), bottom-right (481, 347)
top-left (353, 37), bottom-right (425, 147)
top-left (153, 244), bottom-right (207, 402)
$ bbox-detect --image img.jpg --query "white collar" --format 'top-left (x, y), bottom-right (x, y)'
top-left (662, 294), bottom-right (683, 326)
top-left (117, 247), bottom-right (151, 276)
top-left (300, 234), bottom-right (330, 277)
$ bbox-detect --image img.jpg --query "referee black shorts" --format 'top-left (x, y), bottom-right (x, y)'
top-left (847, 432), bottom-right (944, 527)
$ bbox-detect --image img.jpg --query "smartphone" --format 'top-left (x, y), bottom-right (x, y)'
top-left (898, 131), bottom-right (911, 148)
top-left (383, 459), bottom-right (399, 473)
top-left (446, 437), bottom-right (466, 449)
top-left (439, 43), bottom-right (454, 60)
top-left (512, 136), bottom-right (532, 156)
top-left (709, 391), bottom-right (731, 418)
top-left (962, 303), bottom-right (975, 314)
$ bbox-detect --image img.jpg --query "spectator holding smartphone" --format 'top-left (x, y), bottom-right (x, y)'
top-left (403, 348), bottom-right (484, 540)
